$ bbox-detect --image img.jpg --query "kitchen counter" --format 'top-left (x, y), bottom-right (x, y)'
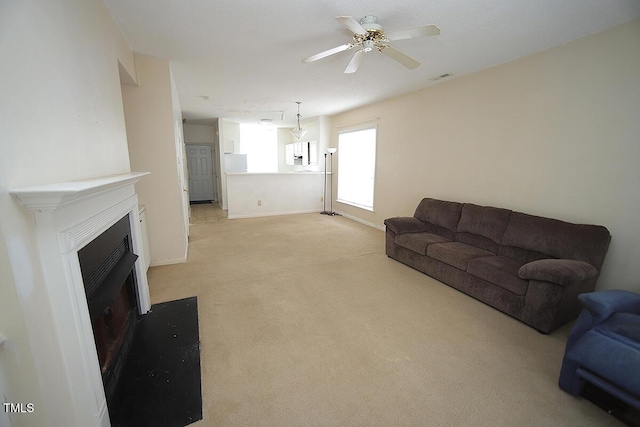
top-left (226, 172), bottom-right (327, 218)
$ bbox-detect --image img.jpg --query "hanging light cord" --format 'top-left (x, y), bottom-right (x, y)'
top-left (295, 102), bottom-right (302, 131)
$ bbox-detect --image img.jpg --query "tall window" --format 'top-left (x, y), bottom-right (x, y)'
top-left (337, 126), bottom-right (377, 211)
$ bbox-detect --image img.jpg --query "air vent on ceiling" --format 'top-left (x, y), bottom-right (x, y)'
top-left (429, 73), bottom-right (452, 81)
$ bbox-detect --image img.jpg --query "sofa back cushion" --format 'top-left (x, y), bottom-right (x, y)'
top-left (414, 198), bottom-right (463, 240)
top-left (456, 204), bottom-right (512, 253)
top-left (501, 212), bottom-right (611, 269)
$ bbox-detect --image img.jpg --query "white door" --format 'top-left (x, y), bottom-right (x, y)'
top-left (187, 145), bottom-right (216, 202)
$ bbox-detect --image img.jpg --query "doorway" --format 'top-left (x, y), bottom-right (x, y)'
top-left (187, 145), bottom-right (216, 202)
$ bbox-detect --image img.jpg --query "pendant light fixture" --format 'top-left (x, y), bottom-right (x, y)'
top-left (290, 101), bottom-right (307, 139)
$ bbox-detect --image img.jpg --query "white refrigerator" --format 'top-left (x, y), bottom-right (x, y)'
top-left (224, 154), bottom-right (248, 173)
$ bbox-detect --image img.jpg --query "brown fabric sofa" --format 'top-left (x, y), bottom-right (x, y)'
top-left (384, 198), bottom-right (611, 333)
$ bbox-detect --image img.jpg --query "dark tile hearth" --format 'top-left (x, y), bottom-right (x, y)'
top-left (109, 297), bottom-right (202, 427)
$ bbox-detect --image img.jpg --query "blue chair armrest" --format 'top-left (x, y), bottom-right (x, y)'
top-left (565, 290), bottom-right (640, 350)
top-left (579, 290), bottom-right (640, 324)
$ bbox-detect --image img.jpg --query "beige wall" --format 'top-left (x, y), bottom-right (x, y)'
top-left (184, 123), bottom-right (216, 144)
top-left (0, 0), bottom-right (135, 425)
top-left (170, 67), bottom-right (190, 240)
top-left (218, 119), bottom-right (241, 209)
top-left (331, 20), bottom-right (640, 292)
top-left (123, 55), bottom-right (189, 266)
top-left (0, 230), bottom-right (47, 427)
top-left (213, 120), bottom-right (223, 206)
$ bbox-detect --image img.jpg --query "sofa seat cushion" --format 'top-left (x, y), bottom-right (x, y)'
top-left (427, 242), bottom-right (493, 271)
top-left (395, 233), bottom-right (451, 256)
top-left (467, 256), bottom-right (528, 296)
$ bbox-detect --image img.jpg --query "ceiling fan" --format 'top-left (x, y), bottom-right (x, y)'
top-left (302, 15), bottom-right (440, 74)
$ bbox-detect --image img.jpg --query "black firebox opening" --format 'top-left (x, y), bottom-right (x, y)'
top-left (78, 214), bottom-right (140, 410)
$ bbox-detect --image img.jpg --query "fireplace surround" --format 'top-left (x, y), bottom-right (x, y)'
top-left (11, 172), bottom-right (150, 427)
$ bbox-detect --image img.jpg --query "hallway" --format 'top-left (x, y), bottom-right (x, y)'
top-left (190, 202), bottom-right (227, 224)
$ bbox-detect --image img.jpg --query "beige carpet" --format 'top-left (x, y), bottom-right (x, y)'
top-left (147, 210), bottom-right (620, 426)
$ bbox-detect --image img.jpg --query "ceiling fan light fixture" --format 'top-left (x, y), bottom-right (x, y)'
top-left (360, 15), bottom-right (382, 31)
top-left (290, 101), bottom-right (307, 139)
top-left (362, 40), bottom-right (374, 52)
top-left (291, 128), bottom-right (307, 139)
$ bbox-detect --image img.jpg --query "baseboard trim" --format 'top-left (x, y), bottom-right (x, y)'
top-left (334, 210), bottom-right (385, 231)
top-left (226, 208), bottom-right (385, 232)
top-left (228, 209), bottom-right (322, 220)
top-left (150, 257), bottom-right (187, 267)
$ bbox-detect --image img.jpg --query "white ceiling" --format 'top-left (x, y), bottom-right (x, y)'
top-left (104, 0), bottom-right (640, 127)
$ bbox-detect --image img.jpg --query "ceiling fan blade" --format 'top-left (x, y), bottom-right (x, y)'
top-left (344, 50), bottom-right (365, 74)
top-left (385, 24), bottom-right (440, 41)
top-left (302, 43), bottom-right (353, 63)
top-left (335, 16), bottom-right (367, 35)
top-left (381, 45), bottom-right (421, 69)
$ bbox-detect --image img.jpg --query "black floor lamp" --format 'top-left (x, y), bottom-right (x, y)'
top-left (321, 147), bottom-right (338, 216)
top-left (321, 152), bottom-right (328, 214)
top-left (326, 147), bottom-right (337, 216)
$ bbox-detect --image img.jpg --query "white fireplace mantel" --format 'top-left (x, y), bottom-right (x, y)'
top-left (11, 172), bottom-right (151, 427)
top-left (12, 172), bottom-right (149, 212)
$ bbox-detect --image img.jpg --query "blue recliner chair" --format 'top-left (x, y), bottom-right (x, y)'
top-left (559, 290), bottom-right (640, 410)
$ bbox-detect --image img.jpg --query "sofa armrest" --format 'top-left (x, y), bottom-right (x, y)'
top-left (518, 259), bottom-right (597, 287)
top-left (384, 217), bottom-right (427, 235)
